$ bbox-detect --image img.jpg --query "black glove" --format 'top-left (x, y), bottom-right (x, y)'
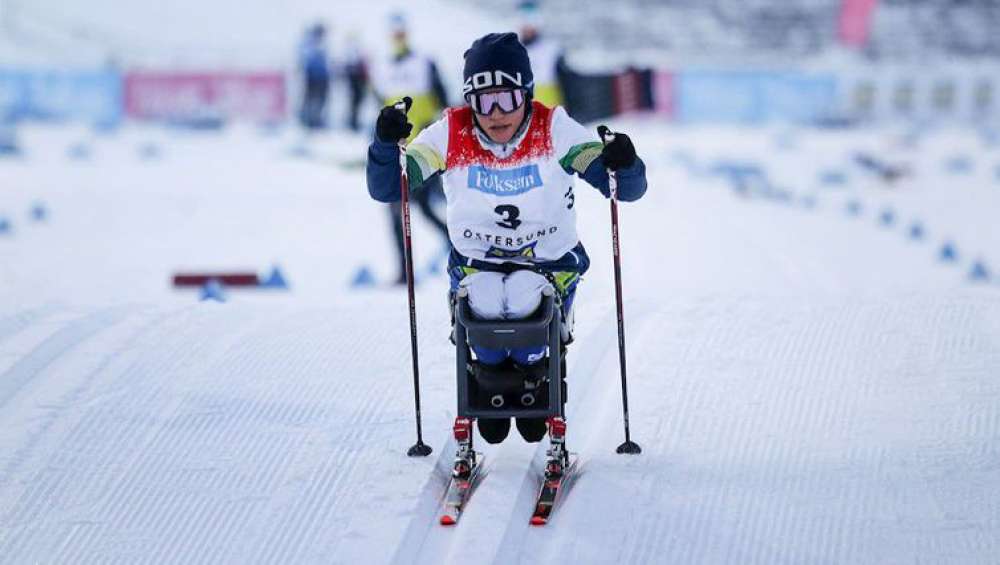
top-left (600, 131), bottom-right (637, 171)
top-left (375, 104), bottom-right (413, 143)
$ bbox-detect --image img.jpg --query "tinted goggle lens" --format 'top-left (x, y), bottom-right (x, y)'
top-left (467, 89), bottom-right (526, 115)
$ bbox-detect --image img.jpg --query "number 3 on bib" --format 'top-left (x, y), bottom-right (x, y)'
top-left (495, 205), bottom-right (522, 230)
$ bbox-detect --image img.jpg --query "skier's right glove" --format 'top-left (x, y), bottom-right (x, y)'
top-left (375, 104), bottom-right (413, 144)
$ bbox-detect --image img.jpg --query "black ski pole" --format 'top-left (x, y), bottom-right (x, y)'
top-left (397, 96), bottom-right (432, 457)
top-left (598, 125), bottom-right (642, 455)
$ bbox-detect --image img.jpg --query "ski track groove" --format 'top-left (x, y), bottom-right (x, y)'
top-left (616, 300), bottom-right (878, 565)
top-left (242, 310), bottom-right (402, 564)
top-left (636, 308), bottom-right (708, 563)
top-left (0, 305), bottom-right (59, 346)
top-left (302, 382), bottom-right (390, 561)
top-left (0, 306), bottom-right (189, 534)
top-left (269, 386), bottom-right (377, 562)
top-left (183, 312), bottom-right (315, 563)
top-left (13, 306), bottom-right (264, 564)
top-left (387, 435), bottom-right (453, 565)
top-left (247, 315), bottom-right (366, 562)
top-left (672, 309), bottom-right (735, 565)
top-left (0, 306), bottom-right (132, 411)
top-left (189, 313), bottom-right (329, 565)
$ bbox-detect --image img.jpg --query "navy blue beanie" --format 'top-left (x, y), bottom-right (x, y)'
top-left (462, 33), bottom-right (534, 97)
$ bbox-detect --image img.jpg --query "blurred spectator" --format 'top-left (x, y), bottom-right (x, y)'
top-left (517, 1), bottom-right (569, 109)
top-left (370, 12), bottom-right (450, 285)
top-left (343, 33), bottom-right (369, 132)
top-left (370, 13), bottom-right (449, 138)
top-left (298, 23), bottom-right (331, 130)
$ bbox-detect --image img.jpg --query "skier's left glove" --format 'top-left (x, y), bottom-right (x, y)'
top-left (600, 132), bottom-right (637, 171)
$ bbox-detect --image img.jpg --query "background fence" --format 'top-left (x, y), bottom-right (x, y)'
top-left (2, 0), bottom-right (999, 126)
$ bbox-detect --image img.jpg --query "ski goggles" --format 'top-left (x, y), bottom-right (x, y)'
top-left (466, 88), bottom-right (526, 116)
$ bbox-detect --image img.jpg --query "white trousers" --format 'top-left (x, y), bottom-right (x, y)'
top-left (459, 271), bottom-right (551, 320)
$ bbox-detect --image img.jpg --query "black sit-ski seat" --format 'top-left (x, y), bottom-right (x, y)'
top-left (453, 285), bottom-right (566, 419)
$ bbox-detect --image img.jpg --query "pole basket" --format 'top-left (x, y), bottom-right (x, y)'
top-left (616, 440), bottom-right (642, 455)
top-left (407, 441), bottom-right (432, 457)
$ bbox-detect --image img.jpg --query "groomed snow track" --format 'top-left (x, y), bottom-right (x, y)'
top-left (1, 292), bottom-right (998, 564)
top-left (2, 122), bottom-right (1000, 563)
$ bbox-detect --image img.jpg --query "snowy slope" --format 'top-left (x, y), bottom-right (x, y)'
top-left (1, 122), bottom-right (1000, 563)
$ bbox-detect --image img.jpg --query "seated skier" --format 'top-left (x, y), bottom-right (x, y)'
top-left (366, 33), bottom-right (647, 459)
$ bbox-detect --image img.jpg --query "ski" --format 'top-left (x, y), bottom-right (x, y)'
top-left (530, 418), bottom-right (576, 526)
top-left (438, 455), bottom-right (485, 526)
top-left (439, 417), bottom-right (483, 526)
top-left (529, 453), bottom-right (578, 526)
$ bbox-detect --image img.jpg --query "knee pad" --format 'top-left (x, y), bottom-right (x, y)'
top-left (460, 272), bottom-right (505, 320)
top-left (472, 345), bottom-right (508, 365)
top-left (503, 271), bottom-right (550, 318)
top-left (509, 345), bottom-right (546, 365)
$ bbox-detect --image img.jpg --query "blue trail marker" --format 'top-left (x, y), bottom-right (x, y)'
top-left (30, 203), bottom-right (47, 222)
top-left (351, 266), bottom-right (377, 289)
top-left (200, 279), bottom-right (227, 302)
top-left (940, 243), bottom-right (958, 262)
top-left (969, 262), bottom-right (990, 282)
top-left (880, 209), bottom-right (895, 226)
top-left (260, 266), bottom-right (289, 289)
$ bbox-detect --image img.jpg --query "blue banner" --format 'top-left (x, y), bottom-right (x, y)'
top-left (675, 71), bottom-right (838, 124)
top-left (0, 69), bottom-right (123, 124)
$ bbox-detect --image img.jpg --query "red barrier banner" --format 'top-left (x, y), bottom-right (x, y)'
top-left (653, 71), bottom-right (674, 117)
top-left (125, 72), bottom-right (286, 121)
top-left (613, 71), bottom-right (645, 115)
top-left (172, 272), bottom-right (260, 287)
top-left (839, 0), bottom-right (880, 47)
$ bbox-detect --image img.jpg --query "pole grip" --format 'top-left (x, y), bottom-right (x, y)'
top-left (597, 125), bottom-right (619, 200)
top-left (597, 125), bottom-right (615, 145)
top-left (394, 96), bottom-right (413, 114)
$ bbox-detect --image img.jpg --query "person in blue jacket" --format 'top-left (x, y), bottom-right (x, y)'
top-left (298, 23), bottom-right (331, 129)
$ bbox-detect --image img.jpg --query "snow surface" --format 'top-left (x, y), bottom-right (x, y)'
top-left (1, 120), bottom-right (1000, 564)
